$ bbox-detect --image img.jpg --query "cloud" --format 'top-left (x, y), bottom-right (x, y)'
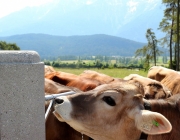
top-left (127, 0), bottom-right (139, 13)
top-left (86, 0), bottom-right (95, 5)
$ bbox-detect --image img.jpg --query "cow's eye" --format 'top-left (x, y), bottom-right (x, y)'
top-left (102, 96), bottom-right (116, 106)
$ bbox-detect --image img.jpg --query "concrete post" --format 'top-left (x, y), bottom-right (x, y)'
top-left (0, 51), bottom-right (45, 140)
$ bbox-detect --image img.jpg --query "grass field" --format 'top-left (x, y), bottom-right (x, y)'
top-left (54, 68), bottom-right (148, 78)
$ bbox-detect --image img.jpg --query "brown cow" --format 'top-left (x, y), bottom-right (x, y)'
top-left (147, 66), bottom-right (180, 95)
top-left (45, 78), bottom-right (72, 94)
top-left (45, 71), bottom-right (101, 91)
top-left (79, 70), bottom-right (114, 84)
top-left (53, 82), bottom-right (172, 140)
top-left (45, 69), bottom-right (123, 140)
top-left (123, 74), bottom-right (171, 99)
top-left (45, 79), bottom-right (91, 140)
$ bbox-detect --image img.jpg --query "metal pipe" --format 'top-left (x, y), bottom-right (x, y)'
top-left (45, 91), bottom-right (76, 101)
top-left (45, 99), bottom-right (54, 121)
top-left (45, 91), bottom-right (76, 121)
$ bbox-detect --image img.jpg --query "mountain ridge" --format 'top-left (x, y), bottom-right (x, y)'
top-left (0, 0), bottom-right (164, 42)
top-left (0, 33), bottom-right (146, 58)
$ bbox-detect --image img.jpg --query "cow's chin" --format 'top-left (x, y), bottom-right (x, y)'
top-left (53, 111), bottom-right (65, 122)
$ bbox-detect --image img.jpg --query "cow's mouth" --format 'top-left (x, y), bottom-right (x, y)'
top-left (53, 111), bottom-right (65, 122)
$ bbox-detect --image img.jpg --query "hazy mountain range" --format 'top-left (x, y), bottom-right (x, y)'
top-left (0, 0), bottom-right (165, 43)
top-left (0, 34), bottom-right (146, 59)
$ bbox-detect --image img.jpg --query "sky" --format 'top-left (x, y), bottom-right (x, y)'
top-left (0, 0), bottom-right (160, 19)
top-left (0, 0), bottom-right (53, 18)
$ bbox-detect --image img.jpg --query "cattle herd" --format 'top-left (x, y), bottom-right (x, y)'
top-left (44, 65), bottom-right (180, 140)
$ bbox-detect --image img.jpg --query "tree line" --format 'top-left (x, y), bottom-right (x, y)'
top-left (44, 55), bottom-right (169, 70)
top-left (0, 41), bottom-right (20, 50)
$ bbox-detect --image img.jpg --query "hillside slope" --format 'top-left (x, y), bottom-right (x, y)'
top-left (0, 34), bottom-right (146, 58)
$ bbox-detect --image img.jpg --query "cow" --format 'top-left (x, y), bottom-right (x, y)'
top-left (79, 70), bottom-right (114, 84)
top-left (45, 78), bottom-right (72, 94)
top-left (147, 66), bottom-right (180, 95)
top-left (45, 78), bottom-right (91, 140)
top-left (123, 74), bottom-right (171, 99)
top-left (53, 82), bottom-right (172, 140)
top-left (44, 65), bottom-right (56, 76)
top-left (45, 71), bottom-right (101, 91)
top-left (143, 94), bottom-right (180, 140)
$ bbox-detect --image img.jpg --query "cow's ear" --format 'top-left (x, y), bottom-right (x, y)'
top-left (135, 110), bottom-right (172, 135)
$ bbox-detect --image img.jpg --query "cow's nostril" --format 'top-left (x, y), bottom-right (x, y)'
top-left (54, 98), bottom-right (64, 104)
top-left (145, 94), bottom-right (150, 99)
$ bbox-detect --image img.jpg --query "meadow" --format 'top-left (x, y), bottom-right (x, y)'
top-left (50, 55), bottom-right (169, 78)
top-left (54, 68), bottom-right (148, 78)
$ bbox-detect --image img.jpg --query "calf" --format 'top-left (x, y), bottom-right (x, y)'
top-left (147, 66), bottom-right (180, 95)
top-left (53, 82), bottom-right (172, 140)
top-left (124, 74), bottom-right (171, 99)
top-left (45, 79), bottom-right (91, 140)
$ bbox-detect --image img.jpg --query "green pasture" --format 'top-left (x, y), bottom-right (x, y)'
top-left (54, 68), bottom-right (148, 78)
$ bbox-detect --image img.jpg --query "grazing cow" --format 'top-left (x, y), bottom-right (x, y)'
top-left (45, 79), bottom-right (91, 140)
top-left (45, 71), bottom-right (101, 91)
top-left (53, 82), bottom-right (172, 140)
top-left (79, 70), bottom-right (114, 84)
top-left (123, 74), bottom-right (171, 99)
top-left (147, 66), bottom-right (180, 95)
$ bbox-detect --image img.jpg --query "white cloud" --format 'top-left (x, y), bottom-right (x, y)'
top-left (127, 0), bottom-right (139, 13)
top-left (86, 0), bottom-right (97, 5)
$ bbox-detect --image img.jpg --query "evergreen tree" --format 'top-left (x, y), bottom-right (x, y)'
top-left (159, 0), bottom-right (180, 69)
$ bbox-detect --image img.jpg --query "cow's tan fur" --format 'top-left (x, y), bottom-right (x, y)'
top-left (124, 74), bottom-right (171, 99)
top-left (54, 83), bottom-right (172, 140)
top-left (148, 66), bottom-right (180, 95)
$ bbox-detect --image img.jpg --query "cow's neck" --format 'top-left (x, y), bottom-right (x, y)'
top-left (113, 117), bottom-right (142, 140)
top-left (146, 97), bottom-right (180, 140)
top-left (148, 99), bottom-right (177, 117)
top-left (82, 117), bottom-right (141, 140)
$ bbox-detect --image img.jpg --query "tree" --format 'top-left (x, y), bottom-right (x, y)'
top-left (159, 0), bottom-right (180, 70)
top-left (0, 41), bottom-right (20, 50)
top-left (146, 29), bottom-right (161, 66)
top-left (177, 0), bottom-right (180, 70)
top-left (135, 29), bottom-right (162, 70)
top-left (159, 16), bottom-right (175, 68)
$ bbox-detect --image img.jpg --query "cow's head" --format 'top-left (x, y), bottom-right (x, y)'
top-left (53, 83), bottom-right (172, 140)
top-left (144, 82), bottom-right (172, 99)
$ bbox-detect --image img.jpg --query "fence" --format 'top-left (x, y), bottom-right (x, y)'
top-left (0, 51), bottom-right (45, 140)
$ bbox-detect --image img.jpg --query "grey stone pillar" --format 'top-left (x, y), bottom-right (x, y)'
top-left (0, 51), bottom-right (45, 140)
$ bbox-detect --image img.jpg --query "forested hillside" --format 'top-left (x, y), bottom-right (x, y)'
top-left (0, 34), bottom-right (146, 58)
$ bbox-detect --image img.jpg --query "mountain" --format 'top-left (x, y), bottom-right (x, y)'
top-left (0, 0), bottom-right (164, 42)
top-left (0, 34), bottom-right (146, 58)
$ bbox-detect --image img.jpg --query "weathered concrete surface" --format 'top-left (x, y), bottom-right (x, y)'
top-left (0, 51), bottom-right (45, 140)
